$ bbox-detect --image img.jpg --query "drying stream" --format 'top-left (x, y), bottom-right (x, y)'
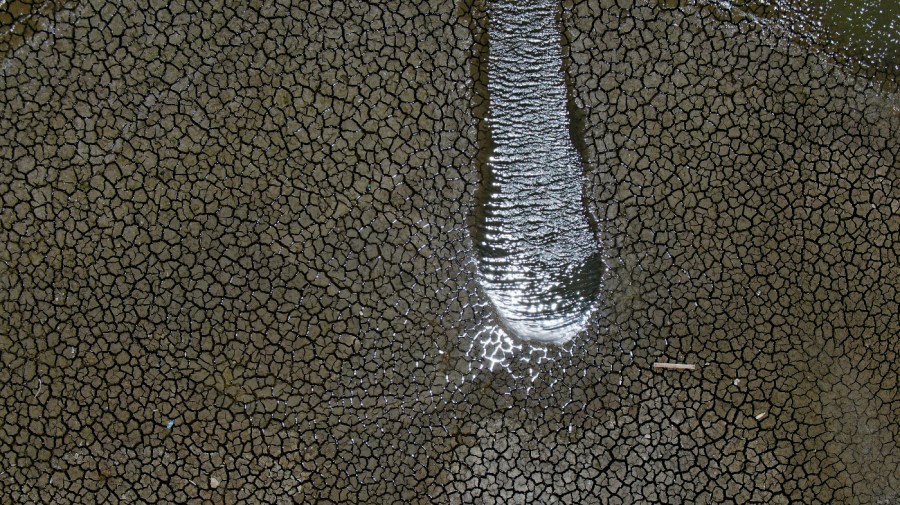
top-left (474, 0), bottom-right (604, 344)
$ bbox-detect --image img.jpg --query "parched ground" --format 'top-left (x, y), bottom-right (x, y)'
top-left (0, 0), bottom-right (897, 503)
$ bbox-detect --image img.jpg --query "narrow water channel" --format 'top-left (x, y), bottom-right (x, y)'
top-left (474, 0), bottom-right (604, 344)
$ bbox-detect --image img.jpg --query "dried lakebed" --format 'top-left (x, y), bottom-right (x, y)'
top-left (0, 0), bottom-right (898, 503)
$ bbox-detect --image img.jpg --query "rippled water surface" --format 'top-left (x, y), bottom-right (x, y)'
top-left (474, 0), bottom-right (603, 343)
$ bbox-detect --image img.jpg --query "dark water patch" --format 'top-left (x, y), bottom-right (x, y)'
top-left (795, 0), bottom-right (899, 77)
top-left (693, 0), bottom-right (899, 83)
top-left (470, 0), bottom-right (604, 344)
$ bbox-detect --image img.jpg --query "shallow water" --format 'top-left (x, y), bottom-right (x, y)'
top-left (474, 0), bottom-right (603, 343)
top-left (720, 0), bottom-right (899, 76)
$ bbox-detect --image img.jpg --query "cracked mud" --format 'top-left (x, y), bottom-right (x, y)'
top-left (1, 0), bottom-right (898, 503)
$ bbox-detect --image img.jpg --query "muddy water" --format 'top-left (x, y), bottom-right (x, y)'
top-left (0, 0), bottom-right (898, 503)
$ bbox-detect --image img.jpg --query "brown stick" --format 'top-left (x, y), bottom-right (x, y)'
top-left (652, 362), bottom-right (697, 370)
